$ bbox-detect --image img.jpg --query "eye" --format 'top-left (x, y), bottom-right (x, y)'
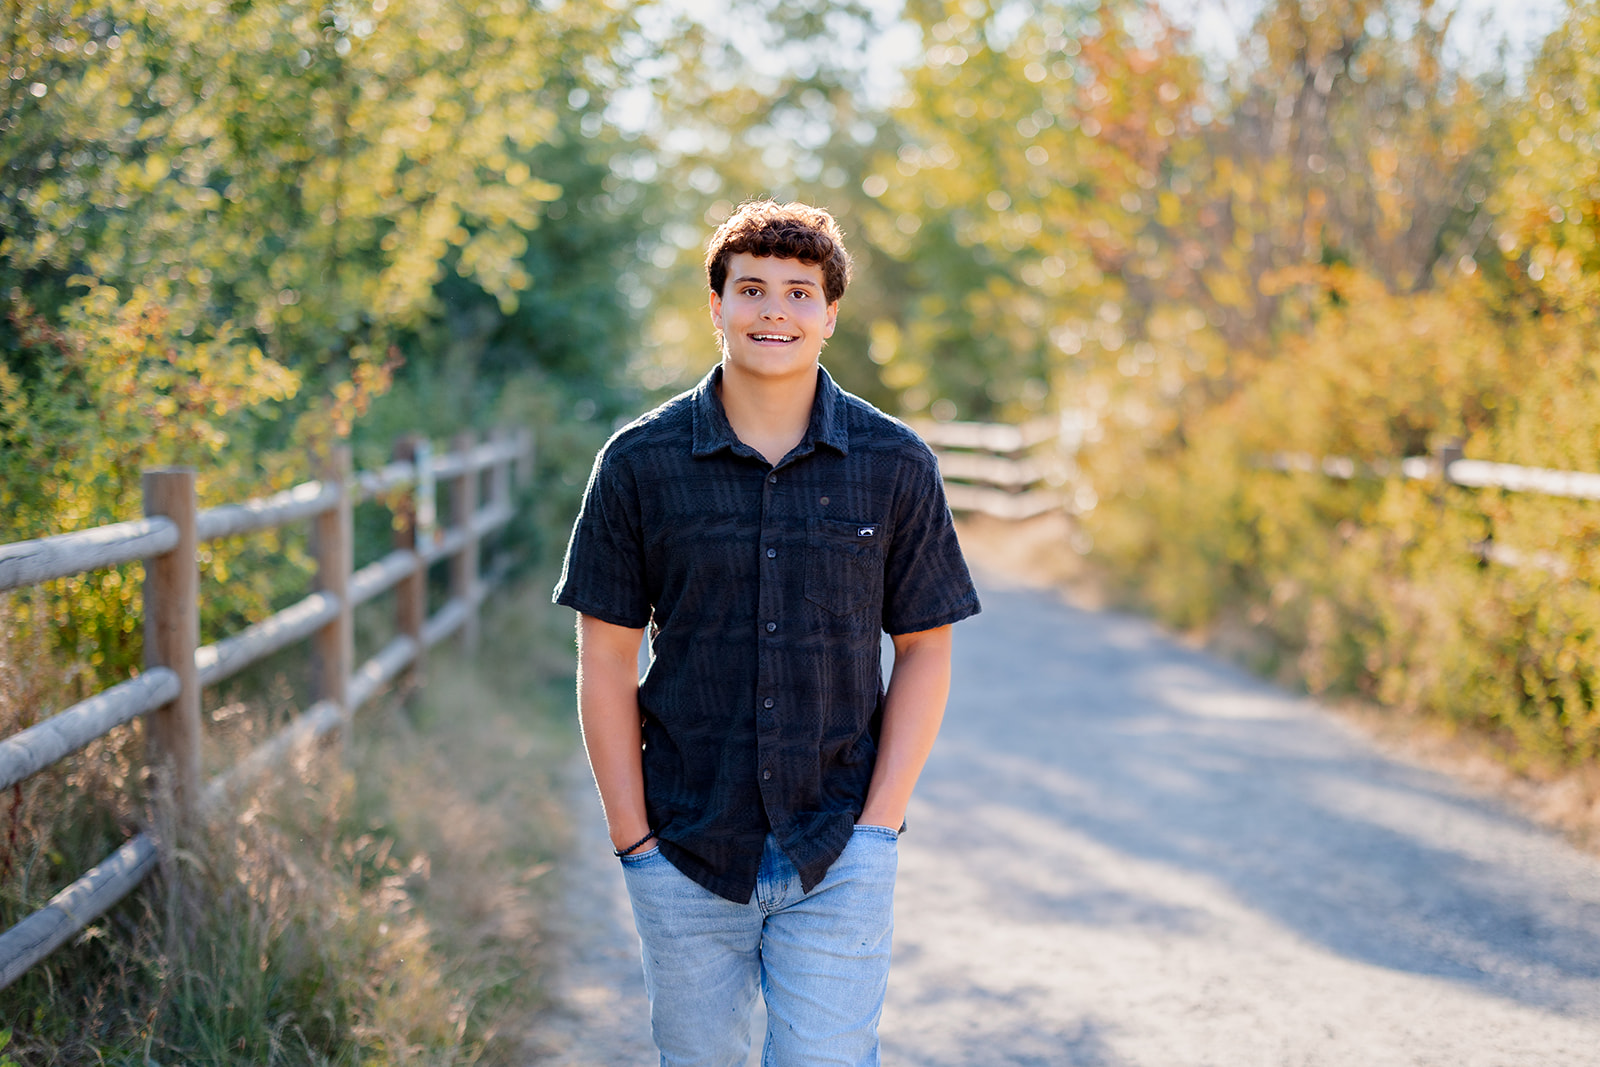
top-left (741, 286), bottom-right (762, 297)
top-left (789, 289), bottom-right (810, 300)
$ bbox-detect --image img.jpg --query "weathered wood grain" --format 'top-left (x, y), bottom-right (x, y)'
top-left (195, 480), bottom-right (338, 543)
top-left (0, 518), bottom-right (178, 592)
top-left (0, 833), bottom-right (160, 990)
top-left (143, 469), bottom-right (201, 817)
top-left (0, 669), bottom-right (179, 791)
top-left (313, 447), bottom-right (354, 753)
top-left (194, 592), bottom-right (341, 689)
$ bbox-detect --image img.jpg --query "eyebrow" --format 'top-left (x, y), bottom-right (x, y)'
top-left (733, 275), bottom-right (820, 289)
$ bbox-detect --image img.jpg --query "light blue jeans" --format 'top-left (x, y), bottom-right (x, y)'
top-left (619, 825), bottom-right (899, 1067)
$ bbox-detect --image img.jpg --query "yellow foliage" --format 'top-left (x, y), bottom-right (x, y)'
top-left (1087, 261), bottom-right (1600, 766)
top-left (3, 0), bottom-right (637, 682)
top-left (1495, 0), bottom-right (1600, 313)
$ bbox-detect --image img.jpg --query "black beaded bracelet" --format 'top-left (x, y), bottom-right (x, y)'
top-left (613, 830), bottom-right (657, 858)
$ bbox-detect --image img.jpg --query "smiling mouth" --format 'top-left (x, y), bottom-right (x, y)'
top-left (749, 333), bottom-right (797, 343)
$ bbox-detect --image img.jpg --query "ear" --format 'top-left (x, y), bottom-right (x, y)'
top-left (823, 300), bottom-right (839, 339)
top-left (709, 289), bottom-right (724, 333)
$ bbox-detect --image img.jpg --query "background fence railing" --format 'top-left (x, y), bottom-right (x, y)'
top-left (1257, 443), bottom-right (1597, 576)
top-left (916, 416), bottom-right (1076, 520)
top-left (1258, 445), bottom-right (1600, 502)
top-left (921, 416), bottom-right (1600, 549)
top-left (0, 427), bottom-right (533, 990)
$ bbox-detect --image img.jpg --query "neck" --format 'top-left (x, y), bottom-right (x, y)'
top-left (719, 360), bottom-right (819, 467)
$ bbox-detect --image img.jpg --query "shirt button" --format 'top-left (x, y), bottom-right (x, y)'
top-left (765, 621), bottom-right (777, 633)
top-left (768, 474), bottom-right (778, 484)
top-left (763, 698), bottom-right (774, 709)
top-left (762, 768), bottom-right (773, 781)
top-left (766, 548), bottom-right (777, 559)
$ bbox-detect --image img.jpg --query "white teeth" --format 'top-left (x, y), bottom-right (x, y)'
top-left (752, 334), bottom-right (794, 342)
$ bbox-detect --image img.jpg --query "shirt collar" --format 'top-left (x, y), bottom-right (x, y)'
top-left (691, 363), bottom-right (850, 459)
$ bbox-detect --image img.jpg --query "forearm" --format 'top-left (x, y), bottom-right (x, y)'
top-left (576, 616), bottom-right (652, 850)
top-left (859, 625), bottom-right (953, 829)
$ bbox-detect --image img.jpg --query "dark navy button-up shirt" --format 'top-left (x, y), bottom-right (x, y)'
top-left (553, 364), bottom-right (981, 902)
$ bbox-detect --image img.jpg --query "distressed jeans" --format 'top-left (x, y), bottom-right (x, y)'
top-left (619, 824), bottom-right (899, 1067)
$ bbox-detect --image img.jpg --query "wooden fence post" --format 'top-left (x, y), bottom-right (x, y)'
top-left (490, 427), bottom-right (512, 515)
top-left (484, 429), bottom-right (509, 579)
top-left (393, 436), bottom-right (427, 692)
top-left (451, 431), bottom-right (480, 656)
top-left (1436, 438), bottom-right (1464, 485)
top-left (142, 468), bottom-right (201, 822)
top-left (312, 446), bottom-right (354, 749)
top-left (517, 427), bottom-right (535, 488)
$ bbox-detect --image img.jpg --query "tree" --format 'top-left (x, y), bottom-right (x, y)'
top-left (844, 0), bottom-right (1201, 421)
top-left (1495, 0), bottom-right (1600, 316)
top-left (0, 0), bottom-right (651, 673)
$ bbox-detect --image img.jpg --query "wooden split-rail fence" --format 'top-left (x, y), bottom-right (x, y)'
top-left (1259, 443), bottom-right (1600, 575)
top-left (0, 428), bottom-right (532, 990)
top-left (916, 415), bottom-right (1079, 520)
top-left (919, 412), bottom-right (1600, 554)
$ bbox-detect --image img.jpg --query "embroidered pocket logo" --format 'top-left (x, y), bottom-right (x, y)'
top-left (857, 526), bottom-right (876, 538)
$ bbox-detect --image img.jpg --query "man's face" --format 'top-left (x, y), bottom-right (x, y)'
top-left (709, 252), bottom-right (838, 385)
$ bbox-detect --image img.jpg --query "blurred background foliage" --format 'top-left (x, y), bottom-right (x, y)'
top-left (2, 0), bottom-right (1599, 858)
top-left (628, 0), bottom-right (1600, 768)
top-left (4, 0), bottom-right (1600, 1053)
top-left (2, 0), bottom-right (653, 684)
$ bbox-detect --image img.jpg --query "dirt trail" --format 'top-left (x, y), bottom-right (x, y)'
top-left (524, 569), bottom-right (1600, 1065)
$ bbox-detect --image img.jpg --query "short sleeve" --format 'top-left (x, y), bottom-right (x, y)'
top-left (881, 451), bottom-right (981, 635)
top-left (552, 444), bottom-right (652, 629)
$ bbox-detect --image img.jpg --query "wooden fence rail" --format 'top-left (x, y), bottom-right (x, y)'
top-left (916, 416), bottom-right (1074, 520)
top-left (1259, 447), bottom-right (1600, 503)
top-left (0, 427), bottom-right (533, 991)
top-left (921, 415), bottom-right (1600, 537)
top-left (1256, 445), bottom-right (1599, 576)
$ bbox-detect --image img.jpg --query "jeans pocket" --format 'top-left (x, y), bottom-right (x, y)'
top-left (619, 844), bottom-right (663, 866)
top-left (804, 518), bottom-right (887, 616)
top-left (851, 823), bottom-right (900, 843)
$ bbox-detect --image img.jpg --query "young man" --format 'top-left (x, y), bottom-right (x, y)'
top-left (553, 200), bottom-right (980, 1066)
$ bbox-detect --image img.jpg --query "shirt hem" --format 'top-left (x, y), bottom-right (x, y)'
top-left (883, 598), bottom-right (982, 637)
top-left (553, 593), bottom-right (650, 630)
top-left (659, 838), bottom-right (758, 904)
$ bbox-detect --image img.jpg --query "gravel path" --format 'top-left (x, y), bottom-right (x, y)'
top-left (514, 758), bottom-right (666, 1067)
top-left (526, 575), bottom-right (1600, 1065)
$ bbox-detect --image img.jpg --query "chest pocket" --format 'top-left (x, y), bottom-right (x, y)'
top-left (805, 517), bottom-right (888, 617)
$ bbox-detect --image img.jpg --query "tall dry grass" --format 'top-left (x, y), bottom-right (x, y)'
top-left (0, 577), bottom-right (577, 1064)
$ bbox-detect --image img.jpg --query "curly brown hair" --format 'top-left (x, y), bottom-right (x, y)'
top-left (704, 200), bottom-right (853, 305)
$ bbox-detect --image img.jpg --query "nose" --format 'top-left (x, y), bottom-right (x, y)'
top-left (759, 293), bottom-right (786, 320)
